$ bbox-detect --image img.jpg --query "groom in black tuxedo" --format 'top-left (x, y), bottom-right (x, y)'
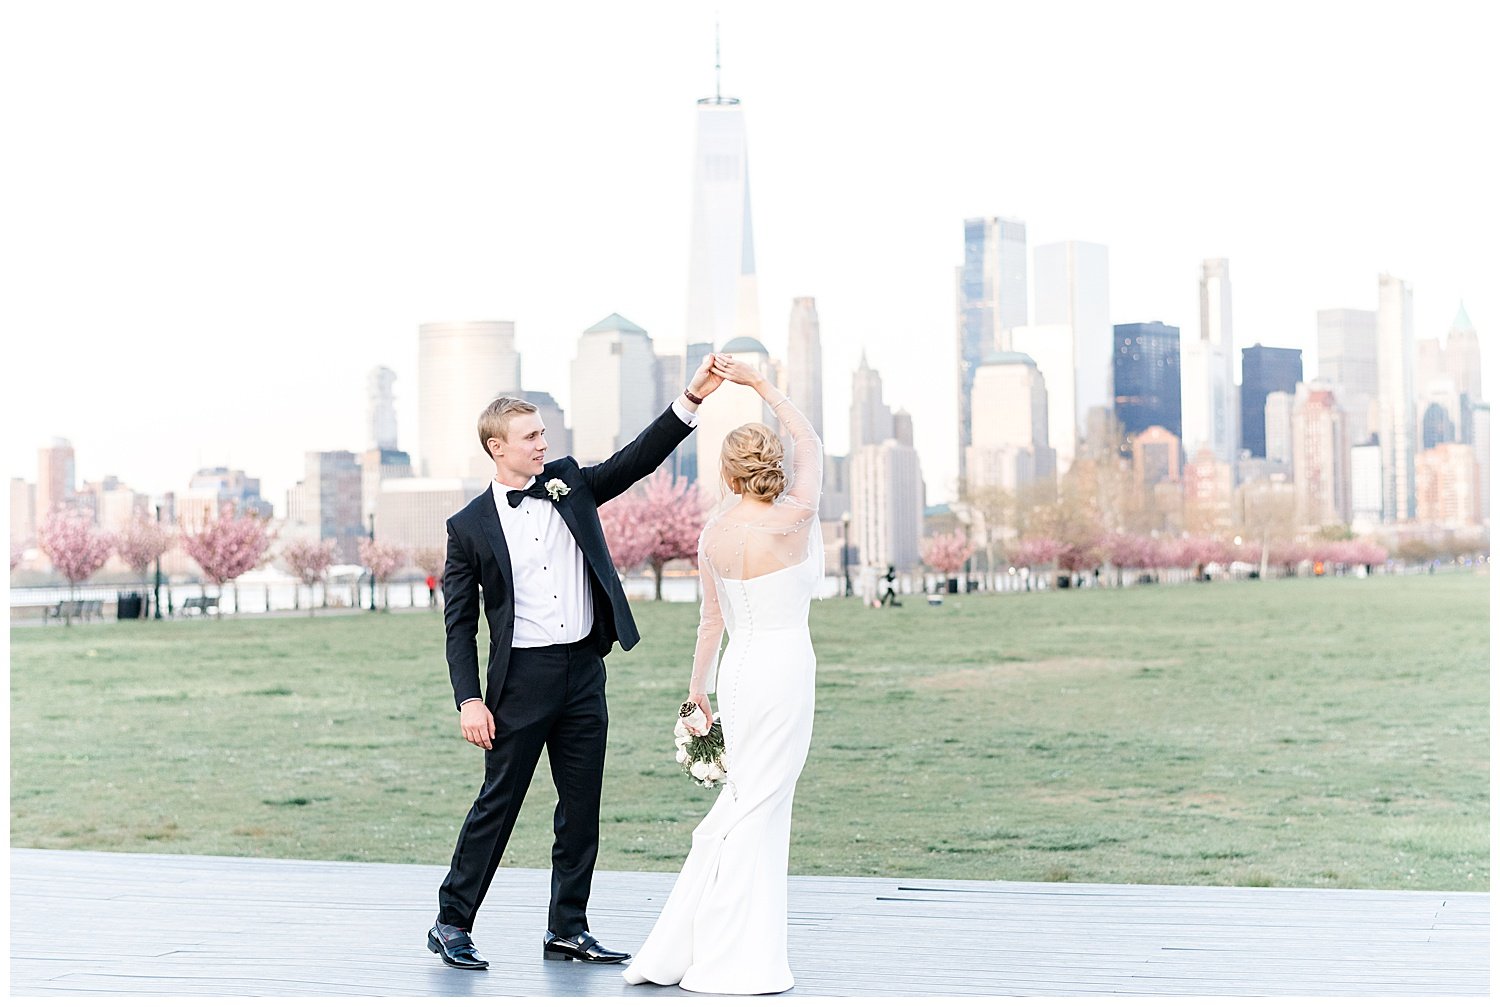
top-left (427, 355), bottom-right (723, 970)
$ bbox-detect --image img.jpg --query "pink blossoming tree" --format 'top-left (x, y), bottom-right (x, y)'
top-left (1056, 535), bottom-right (1105, 586)
top-left (181, 504), bottom-right (272, 617)
top-left (37, 509), bottom-right (116, 627)
top-left (358, 539), bottom-right (408, 611)
top-left (115, 515), bottom-right (175, 606)
top-left (10, 542), bottom-right (23, 571)
top-left (921, 531), bottom-right (975, 589)
top-left (280, 538), bottom-right (338, 614)
top-left (599, 471), bottom-right (706, 600)
top-left (1007, 536), bottom-right (1061, 592)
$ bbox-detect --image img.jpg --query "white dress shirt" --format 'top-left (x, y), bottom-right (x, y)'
top-left (491, 398), bottom-right (699, 651)
top-left (491, 477), bottom-right (595, 648)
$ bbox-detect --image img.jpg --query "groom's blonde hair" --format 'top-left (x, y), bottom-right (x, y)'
top-left (478, 397), bottom-right (540, 458)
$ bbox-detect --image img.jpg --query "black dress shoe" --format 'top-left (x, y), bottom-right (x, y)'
top-left (542, 930), bottom-right (631, 964)
top-left (428, 923), bottom-right (489, 970)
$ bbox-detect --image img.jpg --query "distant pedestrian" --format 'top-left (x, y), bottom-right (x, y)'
top-left (425, 573), bottom-right (439, 607)
top-left (878, 565), bottom-right (901, 607)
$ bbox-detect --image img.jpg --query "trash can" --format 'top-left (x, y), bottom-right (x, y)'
top-left (117, 591), bottom-right (144, 620)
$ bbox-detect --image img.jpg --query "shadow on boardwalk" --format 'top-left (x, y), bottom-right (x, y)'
top-left (9, 848), bottom-right (1487, 996)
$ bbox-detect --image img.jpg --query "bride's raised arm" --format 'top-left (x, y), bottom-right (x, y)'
top-left (709, 354), bottom-right (823, 513)
top-left (768, 394), bottom-right (821, 512)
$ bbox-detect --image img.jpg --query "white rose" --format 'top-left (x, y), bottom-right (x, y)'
top-left (674, 734), bottom-right (689, 750)
top-left (673, 720), bottom-right (690, 739)
top-left (691, 761), bottom-right (712, 781)
top-left (705, 763), bottom-right (725, 782)
top-left (675, 748), bottom-right (690, 764)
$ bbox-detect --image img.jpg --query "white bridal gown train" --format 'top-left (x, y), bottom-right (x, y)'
top-left (623, 394), bottom-right (822, 995)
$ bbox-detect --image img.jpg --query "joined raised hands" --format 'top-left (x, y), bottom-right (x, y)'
top-left (687, 354), bottom-right (727, 400)
top-left (710, 355), bottom-right (769, 394)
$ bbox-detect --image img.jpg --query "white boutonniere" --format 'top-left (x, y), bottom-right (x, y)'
top-left (545, 478), bottom-right (570, 501)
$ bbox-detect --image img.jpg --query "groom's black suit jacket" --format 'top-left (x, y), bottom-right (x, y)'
top-left (441, 404), bottom-right (694, 713)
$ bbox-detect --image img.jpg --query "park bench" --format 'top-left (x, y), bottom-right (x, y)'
top-left (180, 596), bottom-right (219, 616)
top-left (43, 599), bottom-right (103, 623)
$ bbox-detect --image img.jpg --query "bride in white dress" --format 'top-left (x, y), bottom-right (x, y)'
top-left (623, 357), bottom-right (822, 995)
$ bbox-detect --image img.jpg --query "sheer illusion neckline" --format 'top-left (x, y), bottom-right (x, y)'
top-left (708, 503), bottom-right (812, 528)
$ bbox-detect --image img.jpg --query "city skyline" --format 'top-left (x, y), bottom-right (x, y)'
top-left (3, 2), bottom-right (1494, 511)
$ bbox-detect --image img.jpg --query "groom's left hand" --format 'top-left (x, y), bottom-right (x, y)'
top-left (687, 354), bottom-right (725, 401)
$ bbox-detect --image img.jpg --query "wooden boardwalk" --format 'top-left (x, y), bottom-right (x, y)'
top-left (9, 848), bottom-right (1487, 996)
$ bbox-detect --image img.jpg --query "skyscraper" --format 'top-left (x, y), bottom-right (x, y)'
top-left (181, 466), bottom-right (272, 521)
top-left (965, 352), bottom-right (1055, 491)
top-left (1029, 240), bottom-right (1111, 471)
top-left (1470, 402), bottom-right (1489, 522)
top-left (1291, 383), bottom-right (1350, 528)
top-left (360, 447), bottom-right (415, 528)
top-left (1264, 391), bottom-right (1295, 467)
top-left (1200, 259), bottom-right (1234, 362)
top-left (891, 408), bottom-right (914, 448)
top-left (1446, 303), bottom-right (1482, 403)
top-left (367, 366), bottom-right (399, 451)
top-left (1177, 259), bottom-right (1235, 463)
top-left (286, 451), bottom-right (367, 562)
top-left (785, 297), bottom-right (824, 439)
top-left (849, 351), bottom-right (894, 453)
top-left (1240, 345), bottom-right (1303, 458)
top-left (850, 441), bottom-right (924, 573)
top-left (1350, 442), bottom-right (1383, 531)
top-left (683, 69), bottom-right (758, 354)
top-left (1416, 443), bottom-right (1480, 529)
top-left (1317, 308), bottom-right (1379, 446)
top-left (1113, 322), bottom-right (1181, 439)
top-left (1377, 274), bottom-right (1417, 522)
top-left (417, 321), bottom-right (522, 480)
top-left (36, 438), bottom-right (75, 519)
top-left (570, 314), bottom-right (659, 466)
top-left (657, 342), bottom-right (711, 482)
top-left (1009, 323), bottom-right (1074, 472)
top-left (956, 216), bottom-right (1028, 481)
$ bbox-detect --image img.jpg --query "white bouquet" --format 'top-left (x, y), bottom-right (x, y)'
top-left (675, 701), bottom-right (727, 789)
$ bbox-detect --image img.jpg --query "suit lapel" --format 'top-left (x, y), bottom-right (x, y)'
top-left (548, 471), bottom-right (592, 562)
top-left (475, 489), bottom-right (514, 586)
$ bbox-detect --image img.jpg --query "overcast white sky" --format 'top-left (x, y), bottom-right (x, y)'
top-left (3, 0), bottom-right (1496, 512)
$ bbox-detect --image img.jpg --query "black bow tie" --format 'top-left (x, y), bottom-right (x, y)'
top-left (506, 483), bottom-right (552, 508)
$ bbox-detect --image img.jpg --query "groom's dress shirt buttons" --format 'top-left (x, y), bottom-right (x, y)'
top-left (491, 478), bottom-right (593, 647)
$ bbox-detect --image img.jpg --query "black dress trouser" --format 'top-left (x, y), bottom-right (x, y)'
top-left (436, 637), bottom-right (608, 936)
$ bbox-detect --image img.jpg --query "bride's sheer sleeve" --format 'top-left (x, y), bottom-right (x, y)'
top-left (688, 528), bottom-right (725, 695)
top-left (771, 394), bottom-right (822, 511)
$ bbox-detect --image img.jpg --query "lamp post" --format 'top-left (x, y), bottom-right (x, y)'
top-left (840, 511), bottom-right (852, 597)
top-left (153, 503), bottom-right (164, 620)
top-left (367, 512), bottom-right (377, 612)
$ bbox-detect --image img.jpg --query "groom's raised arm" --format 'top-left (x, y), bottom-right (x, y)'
top-left (581, 356), bottom-right (722, 504)
top-left (580, 402), bottom-right (696, 506)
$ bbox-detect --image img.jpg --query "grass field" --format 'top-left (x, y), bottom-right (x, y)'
top-left (9, 572), bottom-right (1489, 891)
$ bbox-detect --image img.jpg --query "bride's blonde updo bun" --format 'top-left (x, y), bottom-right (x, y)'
top-left (720, 422), bottom-right (786, 500)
